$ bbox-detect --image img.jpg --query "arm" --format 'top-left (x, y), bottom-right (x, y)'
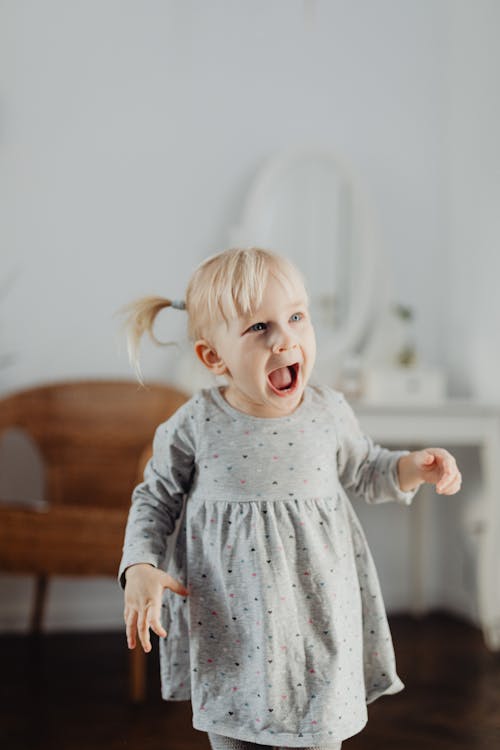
top-left (334, 391), bottom-right (419, 506)
top-left (118, 404), bottom-right (196, 652)
top-left (118, 408), bottom-right (195, 586)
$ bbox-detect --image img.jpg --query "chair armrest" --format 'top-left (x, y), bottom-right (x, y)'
top-left (0, 504), bottom-right (129, 576)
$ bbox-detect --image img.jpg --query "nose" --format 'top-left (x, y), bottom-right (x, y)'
top-left (271, 328), bottom-right (298, 354)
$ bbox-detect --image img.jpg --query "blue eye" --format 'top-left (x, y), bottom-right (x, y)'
top-left (249, 321), bottom-right (267, 332)
top-left (290, 312), bottom-right (303, 322)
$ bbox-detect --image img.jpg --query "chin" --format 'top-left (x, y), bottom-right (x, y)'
top-left (268, 385), bottom-right (305, 411)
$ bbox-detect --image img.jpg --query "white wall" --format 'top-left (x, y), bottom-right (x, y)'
top-left (444, 0), bottom-right (500, 400)
top-left (0, 0), bottom-right (497, 632)
top-left (1, 0), bottom-right (449, 391)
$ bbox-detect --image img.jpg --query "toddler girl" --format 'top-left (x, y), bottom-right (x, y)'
top-left (118, 247), bottom-right (461, 750)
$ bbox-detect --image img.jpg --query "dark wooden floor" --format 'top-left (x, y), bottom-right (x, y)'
top-left (1, 611), bottom-right (499, 749)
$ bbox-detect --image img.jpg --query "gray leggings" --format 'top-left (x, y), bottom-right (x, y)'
top-left (207, 732), bottom-right (342, 750)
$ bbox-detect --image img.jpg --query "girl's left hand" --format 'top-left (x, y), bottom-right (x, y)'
top-left (413, 448), bottom-right (462, 494)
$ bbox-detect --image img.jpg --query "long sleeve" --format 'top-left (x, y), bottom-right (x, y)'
top-left (334, 391), bottom-right (418, 506)
top-left (118, 402), bottom-right (196, 589)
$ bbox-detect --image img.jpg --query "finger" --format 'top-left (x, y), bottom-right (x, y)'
top-left (149, 615), bottom-right (167, 639)
top-left (146, 602), bottom-right (167, 639)
top-left (436, 476), bottom-right (454, 493)
top-left (441, 475), bottom-right (462, 495)
top-left (125, 610), bottom-right (138, 650)
top-left (437, 471), bottom-right (461, 493)
top-left (125, 624), bottom-right (136, 650)
top-left (162, 573), bottom-right (190, 597)
top-left (426, 448), bottom-right (455, 467)
top-left (137, 608), bottom-right (152, 653)
top-left (435, 460), bottom-right (458, 486)
top-left (436, 477), bottom-right (451, 492)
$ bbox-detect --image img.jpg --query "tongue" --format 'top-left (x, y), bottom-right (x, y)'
top-left (269, 366), bottom-right (292, 390)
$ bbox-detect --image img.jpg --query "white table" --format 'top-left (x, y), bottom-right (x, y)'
top-left (350, 398), bottom-right (500, 651)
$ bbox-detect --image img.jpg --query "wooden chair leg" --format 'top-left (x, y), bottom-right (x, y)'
top-left (129, 644), bottom-right (146, 702)
top-left (30, 575), bottom-right (48, 633)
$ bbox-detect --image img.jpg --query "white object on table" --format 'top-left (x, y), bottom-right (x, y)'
top-left (361, 365), bottom-right (447, 405)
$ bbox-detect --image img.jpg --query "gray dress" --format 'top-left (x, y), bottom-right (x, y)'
top-left (118, 384), bottom-right (418, 747)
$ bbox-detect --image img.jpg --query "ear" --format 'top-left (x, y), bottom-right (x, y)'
top-left (194, 339), bottom-right (228, 376)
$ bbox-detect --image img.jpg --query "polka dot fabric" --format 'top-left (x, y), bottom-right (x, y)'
top-left (207, 731), bottom-right (273, 749)
top-left (207, 730), bottom-right (342, 749)
top-left (119, 385), bottom-right (418, 747)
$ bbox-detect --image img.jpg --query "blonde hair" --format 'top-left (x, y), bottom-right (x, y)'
top-left (119, 247), bottom-right (307, 384)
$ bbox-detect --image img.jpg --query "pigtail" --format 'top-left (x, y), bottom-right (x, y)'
top-left (117, 296), bottom-right (183, 385)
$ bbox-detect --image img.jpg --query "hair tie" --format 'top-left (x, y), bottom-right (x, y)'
top-left (170, 299), bottom-right (186, 310)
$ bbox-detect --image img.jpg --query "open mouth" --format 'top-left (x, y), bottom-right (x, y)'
top-left (267, 362), bottom-right (300, 396)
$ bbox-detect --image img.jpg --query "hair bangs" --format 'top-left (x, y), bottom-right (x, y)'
top-left (186, 247), bottom-right (307, 341)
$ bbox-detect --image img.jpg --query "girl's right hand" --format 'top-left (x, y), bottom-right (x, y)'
top-left (124, 563), bottom-right (189, 653)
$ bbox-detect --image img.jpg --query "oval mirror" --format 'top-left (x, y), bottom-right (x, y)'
top-left (229, 147), bottom-right (390, 382)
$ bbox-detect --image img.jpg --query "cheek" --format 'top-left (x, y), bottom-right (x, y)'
top-left (234, 345), bottom-right (254, 366)
top-left (240, 344), bottom-right (266, 371)
top-left (302, 323), bottom-right (315, 346)
top-left (311, 329), bottom-right (317, 350)
top-left (305, 328), bottom-right (317, 359)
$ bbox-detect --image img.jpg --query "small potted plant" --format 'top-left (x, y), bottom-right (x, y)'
top-left (393, 303), bottom-right (417, 368)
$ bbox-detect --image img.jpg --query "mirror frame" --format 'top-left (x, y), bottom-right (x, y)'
top-left (228, 146), bottom-right (390, 376)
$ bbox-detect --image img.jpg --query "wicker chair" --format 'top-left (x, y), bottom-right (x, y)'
top-left (0, 379), bottom-right (188, 702)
